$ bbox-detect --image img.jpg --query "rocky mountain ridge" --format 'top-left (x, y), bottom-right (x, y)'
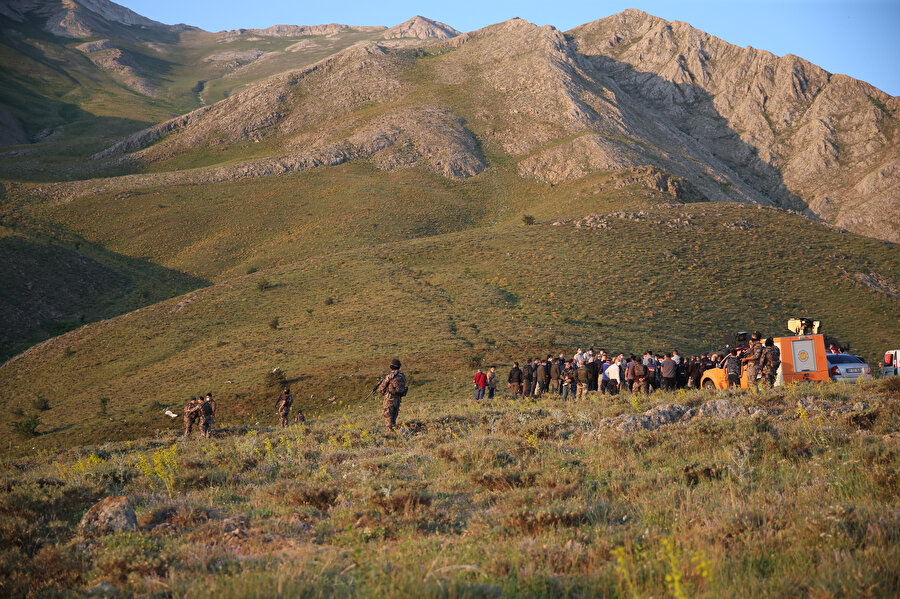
top-left (1, 6), bottom-right (897, 242)
top-left (0, 0), bottom-right (194, 38)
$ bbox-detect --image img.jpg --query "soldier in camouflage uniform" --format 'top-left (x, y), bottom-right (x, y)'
top-left (183, 397), bottom-right (202, 437)
top-left (276, 388), bottom-right (293, 428)
top-left (760, 338), bottom-right (781, 387)
top-left (742, 333), bottom-right (764, 392)
top-left (377, 358), bottom-right (407, 434)
top-left (199, 395), bottom-right (215, 438)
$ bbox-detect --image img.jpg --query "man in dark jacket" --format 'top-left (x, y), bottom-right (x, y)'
top-left (586, 357), bottom-right (600, 392)
top-left (575, 364), bottom-right (590, 400)
top-left (535, 358), bottom-right (548, 397)
top-left (522, 360), bottom-right (534, 399)
top-left (508, 362), bottom-right (523, 398)
top-left (549, 358), bottom-right (561, 394)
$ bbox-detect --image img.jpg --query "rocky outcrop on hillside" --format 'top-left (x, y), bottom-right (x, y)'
top-left (76, 42), bottom-right (158, 96)
top-left (383, 16), bottom-right (460, 40)
top-left (219, 24), bottom-right (386, 39)
top-left (570, 9), bottom-right (899, 242)
top-left (1, 0), bottom-right (193, 39)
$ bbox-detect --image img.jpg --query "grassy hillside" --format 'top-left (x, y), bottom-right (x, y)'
top-left (2, 175), bottom-right (898, 454)
top-left (1, 380), bottom-right (898, 596)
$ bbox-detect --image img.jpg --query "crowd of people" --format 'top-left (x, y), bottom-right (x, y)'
top-left (473, 333), bottom-right (781, 400)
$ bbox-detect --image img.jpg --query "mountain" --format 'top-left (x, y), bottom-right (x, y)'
top-left (383, 16), bottom-right (461, 40)
top-left (41, 13), bottom-right (896, 242)
top-left (0, 0), bottom-right (192, 39)
top-left (570, 9), bottom-right (899, 243)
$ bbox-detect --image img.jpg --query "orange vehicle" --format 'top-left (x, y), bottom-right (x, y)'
top-left (700, 319), bottom-right (831, 389)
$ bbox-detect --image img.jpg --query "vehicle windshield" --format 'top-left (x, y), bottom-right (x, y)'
top-left (826, 354), bottom-right (864, 364)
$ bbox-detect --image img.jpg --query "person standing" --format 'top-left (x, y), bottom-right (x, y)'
top-left (535, 358), bottom-right (548, 398)
top-left (575, 363), bottom-right (589, 401)
top-left (487, 366), bottom-right (497, 400)
top-left (508, 362), bottom-right (523, 399)
top-left (742, 333), bottom-right (764, 392)
top-left (276, 388), bottom-right (293, 428)
top-left (549, 357), bottom-right (561, 395)
top-left (631, 360), bottom-right (650, 394)
top-left (660, 353), bottom-right (677, 391)
top-left (199, 395), bottom-right (215, 438)
top-left (722, 349), bottom-right (742, 387)
top-left (473, 368), bottom-right (487, 401)
top-left (606, 356), bottom-right (621, 395)
top-left (183, 397), bottom-right (202, 437)
top-left (377, 359), bottom-right (407, 434)
top-left (522, 360), bottom-right (534, 399)
top-left (760, 338), bottom-right (781, 387)
top-left (561, 360), bottom-right (576, 402)
top-left (587, 356), bottom-right (600, 392)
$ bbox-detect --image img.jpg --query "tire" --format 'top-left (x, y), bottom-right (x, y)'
top-left (702, 379), bottom-right (717, 390)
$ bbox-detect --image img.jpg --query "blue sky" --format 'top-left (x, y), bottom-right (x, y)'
top-left (122, 0), bottom-right (899, 95)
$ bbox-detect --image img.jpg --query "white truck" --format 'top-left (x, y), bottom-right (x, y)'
top-left (883, 350), bottom-right (900, 377)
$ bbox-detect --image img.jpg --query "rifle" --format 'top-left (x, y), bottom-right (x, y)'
top-left (359, 377), bottom-right (384, 402)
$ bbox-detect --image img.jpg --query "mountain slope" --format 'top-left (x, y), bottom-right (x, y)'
top-left (2, 188), bottom-right (899, 451)
top-left (569, 9), bottom-right (900, 242)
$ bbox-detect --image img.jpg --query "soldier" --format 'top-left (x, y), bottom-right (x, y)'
top-left (276, 387), bottom-right (293, 428)
top-left (760, 338), bottom-right (781, 387)
top-left (183, 397), bottom-right (202, 437)
top-left (377, 358), bottom-right (407, 434)
top-left (561, 360), bottom-right (576, 401)
top-left (742, 333), bottom-right (764, 392)
top-left (199, 394), bottom-right (215, 438)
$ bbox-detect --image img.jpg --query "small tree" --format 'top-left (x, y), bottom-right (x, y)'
top-left (99, 397), bottom-right (109, 415)
top-left (32, 396), bottom-right (50, 411)
top-left (269, 317), bottom-right (280, 330)
top-left (13, 415), bottom-right (40, 438)
top-left (522, 214), bottom-right (536, 226)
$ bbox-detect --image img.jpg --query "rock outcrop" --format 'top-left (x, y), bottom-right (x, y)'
top-left (79, 496), bottom-right (138, 537)
top-left (382, 16), bottom-right (460, 40)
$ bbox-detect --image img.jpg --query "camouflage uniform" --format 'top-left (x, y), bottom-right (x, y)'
top-left (760, 345), bottom-right (781, 387)
top-left (199, 399), bottom-right (214, 438)
top-left (183, 398), bottom-right (201, 437)
top-left (277, 391), bottom-right (293, 428)
top-left (378, 362), bottom-right (407, 433)
top-left (744, 341), bottom-right (764, 392)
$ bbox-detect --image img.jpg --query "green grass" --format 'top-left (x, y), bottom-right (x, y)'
top-left (1, 188), bottom-right (898, 454)
top-left (1, 379), bottom-right (897, 596)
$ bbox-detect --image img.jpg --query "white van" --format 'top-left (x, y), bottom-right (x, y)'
top-left (883, 350), bottom-right (900, 377)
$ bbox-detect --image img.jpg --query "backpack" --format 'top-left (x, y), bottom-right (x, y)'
top-left (388, 372), bottom-right (408, 397)
top-left (633, 363), bottom-right (647, 378)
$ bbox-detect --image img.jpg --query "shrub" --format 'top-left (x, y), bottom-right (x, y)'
top-left (136, 444), bottom-right (179, 498)
top-left (246, 266), bottom-right (258, 274)
top-left (324, 296), bottom-right (335, 305)
top-left (257, 278), bottom-right (271, 291)
top-left (467, 353), bottom-right (484, 369)
top-left (32, 396), bottom-right (50, 411)
top-left (99, 397), bottom-right (109, 415)
top-left (522, 214), bottom-right (536, 225)
top-left (269, 317), bottom-right (279, 330)
top-left (13, 414), bottom-right (40, 438)
top-left (265, 368), bottom-right (287, 389)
